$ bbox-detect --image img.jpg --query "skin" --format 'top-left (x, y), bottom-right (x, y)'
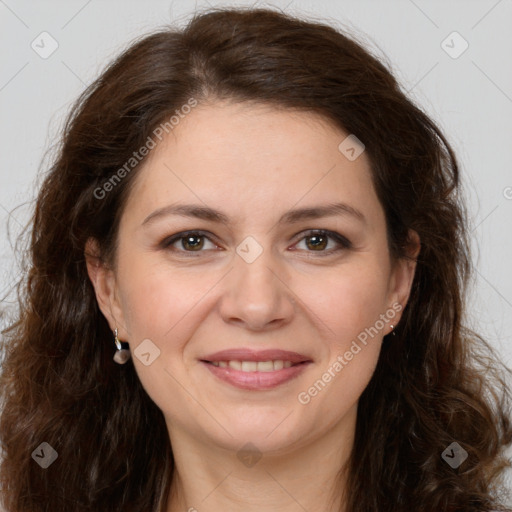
top-left (86, 101), bottom-right (420, 512)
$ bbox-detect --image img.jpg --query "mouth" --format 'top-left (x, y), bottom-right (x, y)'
top-left (203, 359), bottom-right (306, 371)
top-left (199, 349), bottom-right (312, 390)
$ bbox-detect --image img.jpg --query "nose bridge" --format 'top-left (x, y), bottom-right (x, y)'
top-left (219, 236), bottom-right (295, 329)
top-left (233, 239), bottom-right (280, 302)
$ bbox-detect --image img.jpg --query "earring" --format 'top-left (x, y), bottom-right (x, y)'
top-left (113, 328), bottom-right (131, 364)
top-left (389, 324), bottom-right (396, 337)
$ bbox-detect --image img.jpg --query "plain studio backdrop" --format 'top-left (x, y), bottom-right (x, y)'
top-left (0, 0), bottom-right (511, 504)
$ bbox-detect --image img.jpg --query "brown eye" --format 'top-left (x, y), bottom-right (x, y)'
top-left (293, 230), bottom-right (352, 255)
top-left (161, 231), bottom-right (218, 253)
top-left (305, 233), bottom-right (329, 251)
top-left (181, 234), bottom-right (205, 251)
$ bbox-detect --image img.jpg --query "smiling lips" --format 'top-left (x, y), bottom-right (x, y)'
top-left (201, 348), bottom-right (312, 390)
top-left (212, 360), bottom-right (293, 371)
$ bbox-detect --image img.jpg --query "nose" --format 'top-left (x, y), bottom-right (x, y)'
top-left (218, 248), bottom-right (296, 332)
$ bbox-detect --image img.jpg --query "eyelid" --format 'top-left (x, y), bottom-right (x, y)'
top-left (160, 229), bottom-right (352, 255)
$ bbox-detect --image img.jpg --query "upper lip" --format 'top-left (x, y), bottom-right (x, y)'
top-left (201, 349), bottom-right (311, 364)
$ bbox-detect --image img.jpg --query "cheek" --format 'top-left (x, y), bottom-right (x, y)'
top-left (295, 259), bottom-right (390, 400)
top-left (304, 259), bottom-right (391, 341)
top-left (116, 253), bottom-right (193, 339)
top-left (297, 269), bottom-right (387, 426)
top-left (115, 258), bottom-right (203, 419)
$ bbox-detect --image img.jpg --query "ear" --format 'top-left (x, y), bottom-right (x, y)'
top-left (386, 229), bottom-right (421, 324)
top-left (85, 238), bottom-right (129, 340)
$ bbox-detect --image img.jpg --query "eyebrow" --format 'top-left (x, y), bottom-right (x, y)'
top-left (141, 201), bottom-right (366, 227)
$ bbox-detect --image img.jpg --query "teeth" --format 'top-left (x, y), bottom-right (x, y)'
top-left (228, 360), bottom-right (242, 370)
top-left (211, 360), bottom-right (296, 372)
top-left (257, 360), bottom-right (274, 372)
top-left (274, 360), bottom-right (284, 370)
top-left (241, 361), bottom-right (258, 372)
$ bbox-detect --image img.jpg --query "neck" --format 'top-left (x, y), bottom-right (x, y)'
top-left (165, 406), bottom-right (356, 512)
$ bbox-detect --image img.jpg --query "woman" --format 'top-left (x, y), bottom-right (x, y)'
top-left (1, 7), bottom-right (511, 512)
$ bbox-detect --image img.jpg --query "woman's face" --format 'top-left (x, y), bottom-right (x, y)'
top-left (88, 101), bottom-right (417, 455)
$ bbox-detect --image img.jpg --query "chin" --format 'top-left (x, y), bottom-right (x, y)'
top-left (205, 414), bottom-right (309, 454)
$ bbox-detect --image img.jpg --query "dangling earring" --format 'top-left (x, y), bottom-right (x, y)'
top-left (389, 324), bottom-right (396, 337)
top-left (113, 328), bottom-right (131, 364)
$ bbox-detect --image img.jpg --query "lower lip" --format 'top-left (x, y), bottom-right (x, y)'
top-left (201, 361), bottom-right (311, 390)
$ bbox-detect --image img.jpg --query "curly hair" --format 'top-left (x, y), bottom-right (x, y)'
top-left (1, 7), bottom-right (511, 512)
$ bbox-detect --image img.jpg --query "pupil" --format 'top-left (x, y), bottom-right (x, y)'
top-left (184, 235), bottom-right (203, 251)
top-left (307, 235), bottom-right (327, 251)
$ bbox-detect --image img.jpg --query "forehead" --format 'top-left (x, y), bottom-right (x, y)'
top-left (122, 101), bottom-right (383, 230)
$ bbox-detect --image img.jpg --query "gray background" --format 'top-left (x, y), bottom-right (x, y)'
top-left (0, 0), bottom-right (511, 500)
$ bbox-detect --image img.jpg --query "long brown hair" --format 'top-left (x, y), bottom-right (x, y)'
top-left (1, 7), bottom-right (511, 512)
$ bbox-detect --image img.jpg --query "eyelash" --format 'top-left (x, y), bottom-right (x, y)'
top-left (160, 229), bottom-right (352, 257)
